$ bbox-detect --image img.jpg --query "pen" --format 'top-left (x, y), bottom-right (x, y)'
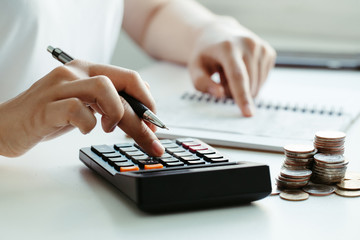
top-left (47, 45), bottom-right (168, 130)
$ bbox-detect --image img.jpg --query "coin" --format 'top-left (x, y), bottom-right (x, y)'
top-left (280, 168), bottom-right (312, 179)
top-left (314, 154), bottom-right (344, 164)
top-left (276, 177), bottom-right (309, 189)
top-left (279, 190), bottom-right (309, 201)
top-left (302, 184), bottom-right (335, 196)
top-left (284, 144), bottom-right (315, 154)
top-left (315, 130), bottom-right (346, 140)
top-left (337, 179), bottom-right (360, 190)
top-left (335, 188), bottom-right (360, 197)
top-left (344, 171), bottom-right (360, 180)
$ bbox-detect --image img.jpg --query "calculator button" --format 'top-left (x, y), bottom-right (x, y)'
top-left (189, 145), bottom-right (208, 153)
top-left (114, 143), bottom-right (133, 150)
top-left (137, 159), bottom-right (160, 169)
top-left (164, 161), bottom-right (185, 167)
top-left (144, 164), bottom-right (164, 170)
top-left (125, 150), bottom-right (145, 158)
top-left (182, 141), bottom-right (201, 149)
top-left (173, 152), bottom-right (193, 158)
top-left (108, 157), bottom-right (129, 166)
top-left (119, 166), bottom-right (140, 172)
top-left (114, 162), bottom-right (135, 171)
top-left (159, 157), bottom-right (179, 164)
top-left (203, 153), bottom-right (224, 161)
top-left (180, 156), bottom-right (201, 162)
top-left (159, 139), bottom-right (175, 144)
top-left (159, 153), bottom-right (172, 159)
top-left (208, 157), bottom-right (229, 163)
top-left (187, 160), bottom-right (206, 165)
top-left (163, 143), bottom-right (180, 149)
top-left (102, 152), bottom-right (122, 159)
top-left (196, 149), bottom-right (216, 157)
top-left (175, 138), bottom-right (195, 145)
top-left (166, 147), bottom-right (186, 154)
top-left (118, 146), bottom-right (139, 154)
top-left (91, 145), bottom-right (115, 156)
top-left (130, 155), bottom-right (151, 163)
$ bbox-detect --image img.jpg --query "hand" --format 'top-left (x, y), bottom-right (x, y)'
top-left (188, 17), bottom-right (276, 117)
top-left (0, 60), bottom-right (165, 157)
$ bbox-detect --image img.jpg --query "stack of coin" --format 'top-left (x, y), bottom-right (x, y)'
top-left (283, 144), bottom-right (316, 170)
top-left (276, 144), bottom-right (315, 189)
top-left (335, 179), bottom-right (360, 197)
top-left (276, 167), bottom-right (312, 189)
top-left (311, 130), bottom-right (347, 184)
top-left (314, 131), bottom-right (346, 155)
top-left (311, 154), bottom-right (348, 184)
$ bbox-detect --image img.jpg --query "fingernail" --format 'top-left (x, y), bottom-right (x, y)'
top-left (152, 139), bottom-right (165, 156)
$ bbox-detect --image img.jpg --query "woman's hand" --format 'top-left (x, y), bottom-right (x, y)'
top-left (188, 17), bottom-right (276, 117)
top-left (0, 60), bottom-right (164, 157)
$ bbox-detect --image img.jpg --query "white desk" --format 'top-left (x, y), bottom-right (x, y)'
top-left (1, 63), bottom-right (360, 240)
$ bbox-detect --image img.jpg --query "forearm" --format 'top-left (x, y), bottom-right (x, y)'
top-left (123, 0), bottom-right (217, 65)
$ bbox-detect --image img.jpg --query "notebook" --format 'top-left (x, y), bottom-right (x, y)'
top-left (140, 63), bottom-right (360, 153)
top-left (155, 91), bottom-right (355, 152)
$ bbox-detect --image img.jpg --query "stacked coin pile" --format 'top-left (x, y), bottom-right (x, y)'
top-left (311, 131), bottom-right (347, 184)
top-left (283, 144), bottom-right (316, 170)
top-left (335, 178), bottom-right (360, 197)
top-left (314, 130), bottom-right (346, 155)
top-left (312, 154), bottom-right (348, 184)
top-left (276, 144), bottom-right (315, 189)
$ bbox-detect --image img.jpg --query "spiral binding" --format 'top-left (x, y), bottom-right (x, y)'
top-left (181, 91), bottom-right (343, 116)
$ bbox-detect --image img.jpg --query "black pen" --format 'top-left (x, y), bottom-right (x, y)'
top-left (47, 45), bottom-right (168, 130)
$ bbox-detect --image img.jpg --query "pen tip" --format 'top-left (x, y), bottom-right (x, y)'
top-left (47, 45), bottom-right (54, 53)
top-left (164, 126), bottom-right (169, 130)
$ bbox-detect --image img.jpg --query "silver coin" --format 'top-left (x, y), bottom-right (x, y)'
top-left (337, 179), bottom-right (360, 190)
top-left (280, 168), bottom-right (312, 179)
top-left (276, 177), bottom-right (308, 189)
top-left (302, 184), bottom-right (335, 196)
top-left (280, 190), bottom-right (309, 201)
top-left (314, 154), bottom-right (345, 164)
top-left (335, 188), bottom-right (360, 197)
top-left (314, 159), bottom-right (349, 169)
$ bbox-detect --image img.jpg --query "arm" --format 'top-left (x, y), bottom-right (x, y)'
top-left (123, 0), bottom-right (276, 116)
top-left (0, 61), bottom-right (164, 157)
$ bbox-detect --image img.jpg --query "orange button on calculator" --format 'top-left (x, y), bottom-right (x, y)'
top-left (120, 166), bottom-right (140, 172)
top-left (144, 163), bottom-right (163, 170)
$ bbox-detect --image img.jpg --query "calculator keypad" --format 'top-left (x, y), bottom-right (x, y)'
top-left (90, 138), bottom-right (228, 172)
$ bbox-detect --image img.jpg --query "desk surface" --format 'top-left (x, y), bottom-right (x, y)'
top-left (1, 63), bottom-right (360, 240)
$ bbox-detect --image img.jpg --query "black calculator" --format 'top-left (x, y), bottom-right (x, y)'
top-left (79, 138), bottom-right (271, 212)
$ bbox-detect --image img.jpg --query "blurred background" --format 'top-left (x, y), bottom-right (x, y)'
top-left (111, 0), bottom-right (360, 70)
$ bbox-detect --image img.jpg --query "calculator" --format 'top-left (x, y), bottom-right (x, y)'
top-left (79, 138), bottom-right (271, 212)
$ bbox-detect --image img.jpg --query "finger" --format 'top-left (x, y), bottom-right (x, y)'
top-left (86, 63), bottom-right (156, 113)
top-left (55, 76), bottom-right (124, 132)
top-left (243, 53), bottom-right (259, 98)
top-left (218, 68), bottom-right (232, 97)
top-left (44, 98), bottom-right (97, 135)
top-left (219, 52), bottom-right (255, 117)
top-left (189, 59), bottom-right (225, 98)
top-left (255, 45), bottom-right (275, 97)
top-left (118, 100), bottom-right (165, 157)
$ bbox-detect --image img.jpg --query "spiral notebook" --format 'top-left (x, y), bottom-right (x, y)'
top-left (155, 91), bottom-right (356, 152)
top-left (139, 62), bottom-right (360, 153)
